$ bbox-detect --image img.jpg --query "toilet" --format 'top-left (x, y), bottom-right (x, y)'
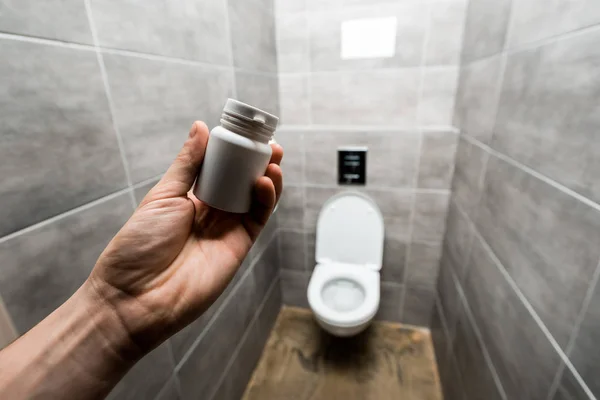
top-left (307, 192), bottom-right (384, 337)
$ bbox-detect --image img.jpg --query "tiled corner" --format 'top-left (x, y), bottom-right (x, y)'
top-left (417, 131), bottom-right (458, 190)
top-left (419, 68), bottom-right (459, 126)
top-left (452, 136), bottom-right (488, 214)
top-left (402, 284), bottom-right (436, 327)
top-left (278, 185), bottom-right (305, 230)
top-left (464, 234), bottom-right (561, 399)
top-left (235, 71), bottom-right (280, 116)
top-left (436, 254), bottom-right (461, 340)
top-left (103, 54), bottom-right (233, 183)
top-left (406, 242), bottom-right (443, 291)
top-left (425, 0), bottom-right (467, 66)
top-left (493, 29), bottom-right (600, 203)
top-left (91, 0), bottom-right (231, 65)
top-left (310, 69), bottom-right (420, 126)
top-left (280, 269), bottom-right (310, 308)
top-left (0, 194), bottom-right (132, 333)
top-left (0, 40), bottom-right (127, 237)
top-left (430, 300), bottom-right (450, 376)
top-left (453, 55), bottom-right (504, 143)
top-left (275, 129), bottom-right (304, 185)
top-left (442, 199), bottom-right (474, 282)
top-left (107, 342), bottom-right (174, 400)
top-left (276, 12), bottom-right (309, 73)
top-left (552, 364), bottom-right (595, 400)
top-left (380, 238), bottom-right (407, 284)
top-left (0, 0), bottom-right (92, 44)
top-left (477, 155), bottom-right (600, 348)
top-left (376, 282), bottom-right (404, 323)
top-left (460, 0), bottom-right (512, 62)
top-left (568, 270), bottom-right (600, 398)
top-left (411, 192), bottom-right (450, 243)
top-left (303, 130), bottom-right (420, 188)
top-left (279, 230), bottom-right (306, 271)
top-left (278, 75), bottom-right (310, 125)
top-left (507, 0), bottom-right (600, 48)
top-left (229, 0), bottom-right (277, 72)
top-left (308, 3), bottom-right (426, 71)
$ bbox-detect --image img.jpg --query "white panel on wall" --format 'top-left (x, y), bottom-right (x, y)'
top-left (341, 17), bottom-right (398, 59)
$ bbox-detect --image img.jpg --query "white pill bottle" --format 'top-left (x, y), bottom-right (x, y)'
top-left (194, 98), bottom-right (279, 213)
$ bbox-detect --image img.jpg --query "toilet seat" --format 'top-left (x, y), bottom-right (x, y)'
top-left (308, 262), bottom-right (380, 328)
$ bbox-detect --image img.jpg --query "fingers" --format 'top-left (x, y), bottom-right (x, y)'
top-left (154, 121), bottom-right (210, 198)
top-left (265, 163), bottom-right (283, 204)
top-left (246, 176), bottom-right (277, 231)
top-left (270, 143), bottom-right (283, 166)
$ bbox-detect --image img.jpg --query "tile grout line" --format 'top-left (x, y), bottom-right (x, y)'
top-left (207, 275), bottom-right (281, 400)
top-left (454, 271), bottom-right (508, 400)
top-left (83, 0), bottom-right (136, 209)
top-left (0, 187), bottom-right (132, 245)
top-left (469, 225), bottom-right (597, 400)
top-left (461, 132), bottom-right (600, 213)
top-left (546, 254), bottom-right (600, 400)
top-left (174, 228), bottom-right (279, 371)
top-left (164, 340), bottom-right (183, 399)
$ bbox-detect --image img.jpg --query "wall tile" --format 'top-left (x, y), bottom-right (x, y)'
top-left (461, 0), bottom-right (511, 62)
top-left (279, 230), bottom-right (306, 271)
top-left (431, 300), bottom-right (450, 375)
top-left (305, 233), bottom-right (316, 270)
top-left (276, 13), bottom-right (309, 73)
top-left (177, 271), bottom-right (261, 399)
top-left (280, 269), bottom-right (310, 308)
top-left (107, 342), bottom-right (174, 400)
top-left (453, 55), bottom-right (503, 143)
top-left (552, 364), bottom-right (595, 400)
top-left (0, 194), bottom-right (132, 333)
top-left (309, 3), bottom-right (426, 71)
top-left (235, 71), bottom-right (280, 116)
top-left (278, 75), bottom-right (310, 125)
top-left (406, 242), bottom-right (443, 291)
top-left (0, 0), bottom-right (92, 43)
top-left (425, 0), bottom-right (467, 66)
top-left (442, 355), bottom-right (467, 400)
top-left (104, 54), bottom-right (233, 183)
top-left (465, 234), bottom-right (561, 399)
top-left (275, 129), bottom-right (304, 185)
top-left (155, 377), bottom-right (180, 400)
top-left (255, 277), bottom-right (282, 342)
top-left (380, 238), bottom-right (407, 284)
top-left (133, 178), bottom-right (160, 205)
top-left (0, 40), bottom-right (127, 236)
top-left (0, 297), bottom-right (16, 350)
top-left (412, 192), bottom-right (450, 242)
top-left (417, 131), bottom-right (458, 190)
top-left (252, 237), bottom-right (280, 301)
top-left (453, 294), bottom-right (505, 400)
top-left (403, 284), bottom-right (436, 327)
top-left (229, 0), bottom-right (277, 72)
top-left (442, 199), bottom-right (473, 282)
top-left (91, 0), bottom-right (231, 65)
top-left (376, 282), bottom-right (404, 322)
top-left (278, 185), bottom-right (305, 230)
top-left (477, 156), bottom-right (600, 347)
top-left (304, 130), bottom-right (420, 188)
top-left (420, 68), bottom-right (459, 126)
top-left (436, 254), bottom-right (460, 340)
top-left (568, 271), bottom-right (600, 398)
top-left (452, 136), bottom-right (488, 214)
top-left (508, 0), bottom-right (600, 48)
top-left (276, 0), bottom-right (306, 13)
top-left (311, 69), bottom-right (420, 126)
top-left (493, 30), bottom-right (600, 203)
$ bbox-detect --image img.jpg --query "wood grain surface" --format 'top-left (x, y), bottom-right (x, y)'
top-left (242, 306), bottom-right (442, 400)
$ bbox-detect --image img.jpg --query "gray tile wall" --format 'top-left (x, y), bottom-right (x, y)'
top-left (274, 0), bottom-right (466, 327)
top-left (433, 0), bottom-right (600, 398)
top-left (0, 1), bottom-right (280, 399)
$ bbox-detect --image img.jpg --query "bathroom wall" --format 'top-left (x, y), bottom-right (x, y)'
top-left (0, 1), bottom-right (279, 399)
top-left (432, 0), bottom-right (600, 399)
top-left (274, 0), bottom-right (466, 326)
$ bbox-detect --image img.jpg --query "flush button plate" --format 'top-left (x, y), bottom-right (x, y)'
top-left (338, 146), bottom-right (367, 185)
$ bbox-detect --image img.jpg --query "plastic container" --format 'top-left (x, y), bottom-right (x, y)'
top-left (194, 99), bottom-right (279, 213)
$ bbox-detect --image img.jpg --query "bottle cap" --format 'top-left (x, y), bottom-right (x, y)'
top-left (223, 98), bottom-right (279, 133)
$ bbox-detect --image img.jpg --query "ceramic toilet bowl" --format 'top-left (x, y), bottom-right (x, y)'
top-left (308, 262), bottom-right (380, 337)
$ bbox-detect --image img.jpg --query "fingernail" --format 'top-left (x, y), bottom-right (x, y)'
top-left (189, 123), bottom-right (198, 138)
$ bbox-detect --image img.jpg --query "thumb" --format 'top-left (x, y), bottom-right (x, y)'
top-left (153, 121), bottom-right (210, 198)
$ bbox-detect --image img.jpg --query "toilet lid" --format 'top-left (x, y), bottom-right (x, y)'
top-left (315, 192), bottom-right (384, 270)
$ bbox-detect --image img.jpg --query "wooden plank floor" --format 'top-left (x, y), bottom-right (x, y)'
top-left (242, 306), bottom-right (443, 400)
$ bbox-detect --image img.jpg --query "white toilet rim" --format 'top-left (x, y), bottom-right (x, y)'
top-left (308, 265), bottom-right (379, 328)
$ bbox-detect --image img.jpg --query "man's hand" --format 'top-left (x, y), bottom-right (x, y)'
top-left (89, 121), bottom-right (283, 352)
